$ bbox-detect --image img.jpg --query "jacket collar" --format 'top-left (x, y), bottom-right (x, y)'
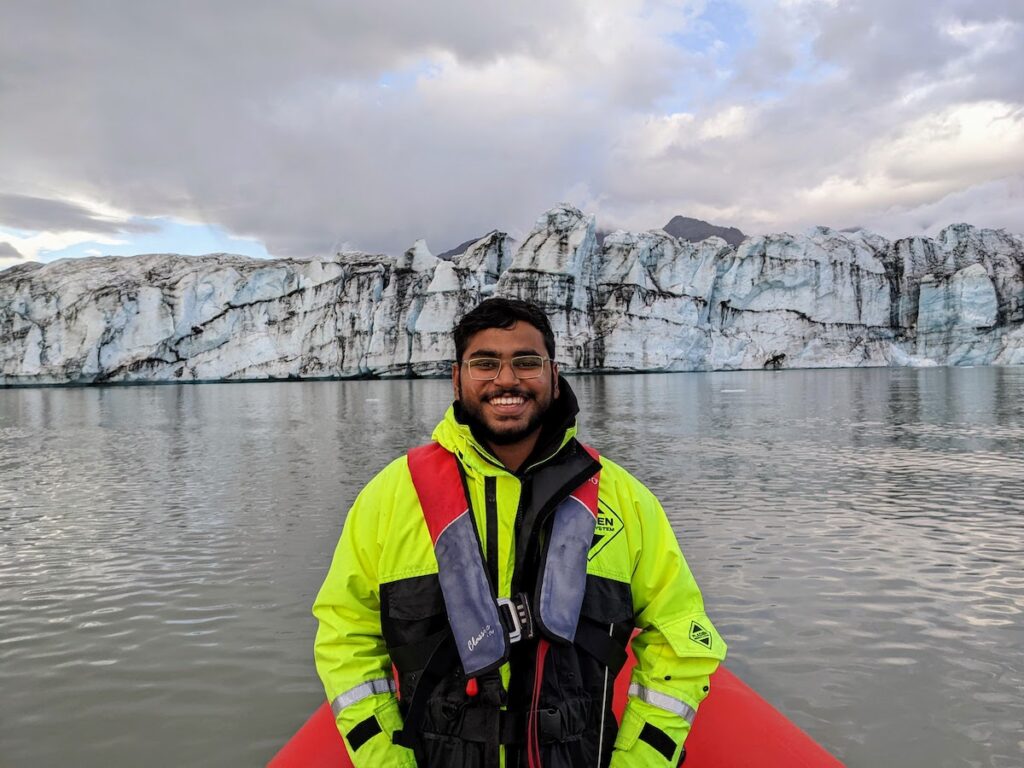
top-left (434, 376), bottom-right (580, 476)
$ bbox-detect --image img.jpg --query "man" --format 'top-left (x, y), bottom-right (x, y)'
top-left (313, 298), bottom-right (726, 767)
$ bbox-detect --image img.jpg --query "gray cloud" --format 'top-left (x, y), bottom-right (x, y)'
top-left (0, 242), bottom-right (24, 259)
top-left (1, 0), bottom-right (614, 255)
top-left (1, 0), bottom-right (1021, 258)
top-left (0, 193), bottom-right (159, 235)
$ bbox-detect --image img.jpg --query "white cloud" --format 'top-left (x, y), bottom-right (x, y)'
top-left (792, 101), bottom-right (1024, 225)
top-left (940, 16), bottom-right (1017, 49)
top-left (0, 229), bottom-right (126, 261)
top-left (699, 105), bottom-right (752, 139)
top-left (881, 101), bottom-right (1024, 183)
top-left (860, 175), bottom-right (1024, 236)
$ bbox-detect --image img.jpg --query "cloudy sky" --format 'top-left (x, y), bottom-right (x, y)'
top-left (1, 0), bottom-right (1022, 270)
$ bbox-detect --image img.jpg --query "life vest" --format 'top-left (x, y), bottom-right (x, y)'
top-left (392, 441), bottom-right (632, 767)
top-left (406, 441), bottom-right (601, 677)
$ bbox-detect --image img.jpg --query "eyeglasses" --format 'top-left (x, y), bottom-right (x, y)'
top-left (463, 355), bottom-right (552, 381)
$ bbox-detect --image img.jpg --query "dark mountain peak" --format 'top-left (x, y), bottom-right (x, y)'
top-left (436, 235), bottom-right (484, 260)
top-left (662, 216), bottom-right (745, 247)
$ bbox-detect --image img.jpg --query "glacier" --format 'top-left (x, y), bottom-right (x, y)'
top-left (2, 204), bottom-right (1023, 385)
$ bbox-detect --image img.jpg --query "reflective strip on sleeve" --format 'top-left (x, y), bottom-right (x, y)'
top-left (330, 677), bottom-right (396, 716)
top-left (628, 683), bottom-right (697, 724)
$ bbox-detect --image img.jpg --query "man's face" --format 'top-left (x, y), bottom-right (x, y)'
top-left (452, 321), bottom-right (560, 447)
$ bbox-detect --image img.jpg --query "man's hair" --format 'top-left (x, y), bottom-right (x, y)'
top-left (453, 298), bottom-right (556, 362)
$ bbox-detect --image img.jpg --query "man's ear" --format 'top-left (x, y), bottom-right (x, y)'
top-left (452, 361), bottom-right (462, 400)
top-left (551, 361), bottom-right (560, 399)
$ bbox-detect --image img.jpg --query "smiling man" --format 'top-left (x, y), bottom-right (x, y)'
top-left (313, 298), bottom-right (726, 767)
top-left (451, 312), bottom-right (560, 472)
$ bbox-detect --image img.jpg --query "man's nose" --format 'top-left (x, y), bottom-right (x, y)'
top-left (494, 360), bottom-right (520, 386)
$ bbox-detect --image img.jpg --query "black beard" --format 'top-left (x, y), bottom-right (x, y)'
top-left (459, 388), bottom-right (551, 446)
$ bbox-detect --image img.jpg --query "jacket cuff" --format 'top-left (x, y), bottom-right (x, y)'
top-left (609, 696), bottom-right (690, 766)
top-left (336, 695), bottom-right (416, 768)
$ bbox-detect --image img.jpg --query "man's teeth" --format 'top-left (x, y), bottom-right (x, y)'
top-left (491, 396), bottom-right (525, 406)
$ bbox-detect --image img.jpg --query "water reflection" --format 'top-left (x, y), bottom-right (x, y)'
top-left (1, 368), bottom-right (1023, 766)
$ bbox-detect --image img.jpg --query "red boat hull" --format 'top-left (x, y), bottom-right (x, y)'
top-left (270, 652), bottom-right (843, 767)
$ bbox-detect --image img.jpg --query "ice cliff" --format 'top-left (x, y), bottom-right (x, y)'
top-left (2, 204), bottom-right (1023, 385)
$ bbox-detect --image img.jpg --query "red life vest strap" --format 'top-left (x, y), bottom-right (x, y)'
top-left (573, 443), bottom-right (600, 519)
top-left (407, 443), bottom-right (470, 545)
top-left (407, 443), bottom-right (507, 677)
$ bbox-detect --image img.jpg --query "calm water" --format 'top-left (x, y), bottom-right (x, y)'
top-left (1, 368), bottom-right (1023, 767)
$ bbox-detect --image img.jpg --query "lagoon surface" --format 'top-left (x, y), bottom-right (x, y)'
top-left (2, 368), bottom-right (1023, 767)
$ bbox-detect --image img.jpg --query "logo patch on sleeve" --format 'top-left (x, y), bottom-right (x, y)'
top-left (689, 621), bottom-right (713, 649)
top-left (587, 501), bottom-right (623, 561)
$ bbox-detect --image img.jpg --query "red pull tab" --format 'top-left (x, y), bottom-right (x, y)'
top-left (465, 677), bottom-right (479, 697)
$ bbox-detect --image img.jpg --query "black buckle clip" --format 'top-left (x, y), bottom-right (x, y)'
top-left (536, 706), bottom-right (564, 744)
top-left (497, 592), bottom-right (535, 643)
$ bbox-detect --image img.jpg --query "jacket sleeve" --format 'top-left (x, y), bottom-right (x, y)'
top-left (312, 470), bottom-right (417, 768)
top-left (610, 487), bottom-right (727, 767)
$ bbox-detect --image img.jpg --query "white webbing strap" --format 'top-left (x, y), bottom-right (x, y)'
top-left (330, 677), bottom-right (396, 716)
top-left (628, 683), bottom-right (697, 724)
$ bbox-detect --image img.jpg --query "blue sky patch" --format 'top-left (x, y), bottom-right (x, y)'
top-left (37, 218), bottom-right (270, 262)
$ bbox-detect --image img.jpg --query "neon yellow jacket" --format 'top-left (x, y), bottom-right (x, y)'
top-left (313, 404), bottom-right (726, 767)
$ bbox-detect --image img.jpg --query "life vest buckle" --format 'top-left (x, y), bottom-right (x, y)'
top-left (496, 592), bottom-right (535, 644)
